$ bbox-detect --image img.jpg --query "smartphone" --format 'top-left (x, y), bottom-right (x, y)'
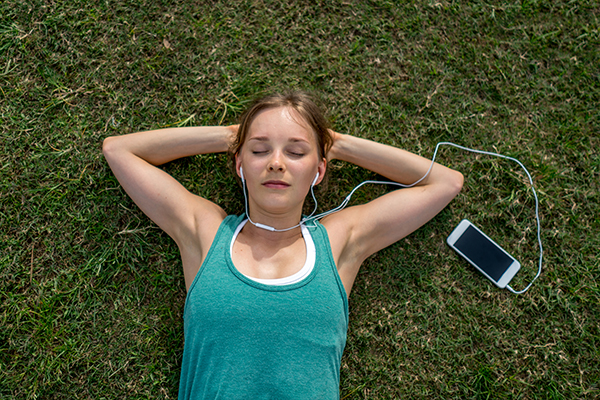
top-left (447, 219), bottom-right (520, 288)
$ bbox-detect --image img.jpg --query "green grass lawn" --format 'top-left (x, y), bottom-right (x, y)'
top-left (1, 0), bottom-right (598, 398)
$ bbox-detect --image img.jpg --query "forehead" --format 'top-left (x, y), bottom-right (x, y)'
top-left (247, 107), bottom-right (316, 143)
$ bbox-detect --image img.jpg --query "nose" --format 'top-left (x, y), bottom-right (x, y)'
top-left (268, 151), bottom-right (285, 172)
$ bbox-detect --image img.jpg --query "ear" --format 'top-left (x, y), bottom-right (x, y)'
top-left (314, 158), bottom-right (327, 186)
top-left (235, 153), bottom-right (243, 178)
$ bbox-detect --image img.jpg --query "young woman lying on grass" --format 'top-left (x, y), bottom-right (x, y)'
top-left (102, 91), bottom-right (463, 399)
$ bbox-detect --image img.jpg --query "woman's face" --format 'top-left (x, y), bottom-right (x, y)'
top-left (236, 106), bottom-right (326, 217)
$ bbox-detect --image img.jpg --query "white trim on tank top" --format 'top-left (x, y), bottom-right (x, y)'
top-left (229, 219), bottom-right (316, 286)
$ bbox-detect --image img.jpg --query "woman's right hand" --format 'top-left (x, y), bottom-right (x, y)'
top-left (228, 124), bottom-right (240, 136)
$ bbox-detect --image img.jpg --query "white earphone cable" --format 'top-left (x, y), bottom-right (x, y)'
top-left (306, 141), bottom-right (544, 294)
top-left (241, 142), bottom-right (543, 293)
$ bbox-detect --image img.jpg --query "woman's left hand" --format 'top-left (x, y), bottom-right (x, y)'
top-left (326, 129), bottom-right (344, 162)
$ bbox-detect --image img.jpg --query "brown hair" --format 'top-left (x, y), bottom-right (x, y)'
top-left (230, 91), bottom-right (333, 162)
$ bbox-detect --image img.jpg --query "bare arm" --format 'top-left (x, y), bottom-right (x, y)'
top-left (322, 132), bottom-right (463, 295)
top-left (103, 125), bottom-right (235, 164)
top-left (102, 125), bottom-right (237, 288)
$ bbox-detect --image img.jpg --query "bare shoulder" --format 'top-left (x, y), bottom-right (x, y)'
top-left (183, 197), bottom-right (227, 249)
top-left (178, 197), bottom-right (227, 291)
top-left (320, 207), bottom-right (366, 296)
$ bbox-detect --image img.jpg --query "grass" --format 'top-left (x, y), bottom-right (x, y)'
top-left (1, 0), bottom-right (598, 398)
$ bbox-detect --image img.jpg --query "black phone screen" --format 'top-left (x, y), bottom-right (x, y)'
top-left (453, 225), bottom-right (513, 281)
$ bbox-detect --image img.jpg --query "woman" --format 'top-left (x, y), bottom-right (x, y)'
top-left (102, 91), bottom-right (463, 399)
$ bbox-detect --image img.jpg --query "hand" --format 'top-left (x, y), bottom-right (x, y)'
top-left (226, 124), bottom-right (240, 146)
top-left (327, 129), bottom-right (344, 162)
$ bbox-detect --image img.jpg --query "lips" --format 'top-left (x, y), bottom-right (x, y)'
top-left (262, 180), bottom-right (290, 189)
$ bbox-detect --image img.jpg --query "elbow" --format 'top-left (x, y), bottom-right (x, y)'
top-left (102, 136), bottom-right (119, 159)
top-left (451, 170), bottom-right (464, 197)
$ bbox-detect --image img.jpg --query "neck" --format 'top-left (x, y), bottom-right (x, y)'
top-left (246, 206), bottom-right (305, 233)
top-left (247, 215), bottom-right (306, 232)
top-left (241, 178), bottom-right (318, 233)
top-left (242, 217), bottom-right (303, 243)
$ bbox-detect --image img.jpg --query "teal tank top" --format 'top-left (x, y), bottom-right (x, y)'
top-left (178, 215), bottom-right (349, 400)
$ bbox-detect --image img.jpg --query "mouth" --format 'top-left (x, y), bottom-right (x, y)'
top-left (262, 180), bottom-right (290, 189)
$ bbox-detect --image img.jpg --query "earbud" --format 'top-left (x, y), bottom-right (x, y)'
top-left (240, 167), bottom-right (245, 184)
top-left (311, 172), bottom-right (320, 187)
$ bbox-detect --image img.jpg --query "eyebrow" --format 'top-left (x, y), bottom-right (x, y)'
top-left (247, 136), bottom-right (310, 144)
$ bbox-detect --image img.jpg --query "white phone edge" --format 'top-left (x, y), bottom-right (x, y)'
top-left (447, 219), bottom-right (521, 289)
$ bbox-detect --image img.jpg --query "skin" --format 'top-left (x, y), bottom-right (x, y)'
top-left (236, 107), bottom-right (326, 229)
top-left (102, 105), bottom-right (464, 297)
top-left (232, 107), bottom-right (327, 280)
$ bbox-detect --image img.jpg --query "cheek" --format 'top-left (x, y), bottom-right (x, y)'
top-left (240, 157), bottom-right (268, 182)
top-left (292, 158), bottom-right (320, 182)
